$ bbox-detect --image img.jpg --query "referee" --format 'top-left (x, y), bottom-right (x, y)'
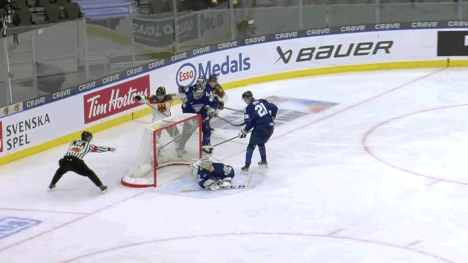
top-left (49, 131), bottom-right (116, 192)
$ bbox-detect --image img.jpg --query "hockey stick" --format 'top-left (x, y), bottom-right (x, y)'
top-left (181, 184), bottom-right (247, 192)
top-left (212, 136), bottom-right (238, 148)
top-left (217, 116), bottom-right (245, 127)
top-left (224, 107), bottom-right (243, 113)
top-left (145, 102), bottom-right (169, 118)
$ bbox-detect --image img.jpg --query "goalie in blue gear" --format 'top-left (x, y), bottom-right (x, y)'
top-left (193, 157), bottom-right (235, 191)
top-left (179, 78), bottom-right (219, 154)
top-left (239, 91), bottom-right (278, 172)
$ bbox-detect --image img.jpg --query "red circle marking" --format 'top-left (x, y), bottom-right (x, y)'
top-left (362, 104), bottom-right (468, 186)
top-left (60, 232), bottom-right (456, 263)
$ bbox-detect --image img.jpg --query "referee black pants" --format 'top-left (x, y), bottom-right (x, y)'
top-left (51, 156), bottom-right (104, 187)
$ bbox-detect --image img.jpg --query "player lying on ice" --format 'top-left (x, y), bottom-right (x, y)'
top-left (192, 156), bottom-right (235, 191)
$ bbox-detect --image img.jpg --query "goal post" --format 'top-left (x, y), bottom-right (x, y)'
top-left (121, 113), bottom-right (202, 187)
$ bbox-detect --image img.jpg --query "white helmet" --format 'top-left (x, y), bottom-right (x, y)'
top-left (199, 156), bottom-right (212, 170)
top-left (193, 78), bottom-right (206, 99)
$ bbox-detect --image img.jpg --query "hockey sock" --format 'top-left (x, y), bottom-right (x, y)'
top-left (202, 129), bottom-right (212, 145)
top-left (258, 144), bottom-right (266, 161)
top-left (246, 144), bottom-right (256, 165)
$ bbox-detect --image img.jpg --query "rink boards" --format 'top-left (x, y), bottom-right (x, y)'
top-left (0, 23), bottom-right (467, 165)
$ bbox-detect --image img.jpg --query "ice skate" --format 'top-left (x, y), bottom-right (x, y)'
top-left (100, 185), bottom-right (108, 193)
top-left (258, 160), bottom-right (268, 168)
top-left (241, 164), bottom-right (250, 173)
top-left (202, 143), bottom-right (213, 154)
top-left (176, 148), bottom-right (187, 158)
top-left (177, 149), bottom-right (184, 158)
top-left (48, 184), bottom-right (56, 191)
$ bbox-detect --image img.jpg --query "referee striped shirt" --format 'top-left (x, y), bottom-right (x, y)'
top-left (64, 140), bottom-right (111, 160)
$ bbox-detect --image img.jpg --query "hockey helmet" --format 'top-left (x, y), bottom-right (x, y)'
top-left (199, 156), bottom-right (212, 170)
top-left (81, 131), bottom-right (93, 142)
top-left (193, 78), bottom-right (206, 99)
top-left (242, 91), bottom-right (254, 104)
top-left (156, 86), bottom-right (166, 101)
top-left (208, 75), bottom-right (218, 83)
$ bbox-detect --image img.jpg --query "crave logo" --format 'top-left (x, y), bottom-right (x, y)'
top-left (0, 122), bottom-right (3, 153)
top-left (84, 75), bottom-right (150, 124)
top-left (176, 53), bottom-right (251, 87)
top-left (275, 41), bottom-right (394, 64)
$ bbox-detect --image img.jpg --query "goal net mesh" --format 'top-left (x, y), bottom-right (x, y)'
top-left (121, 113), bottom-right (202, 187)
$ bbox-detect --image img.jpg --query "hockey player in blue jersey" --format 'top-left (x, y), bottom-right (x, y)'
top-left (238, 91), bottom-right (278, 172)
top-left (178, 78), bottom-right (219, 154)
top-left (194, 156), bottom-right (235, 191)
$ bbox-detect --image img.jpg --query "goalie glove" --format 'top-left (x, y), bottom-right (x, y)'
top-left (238, 129), bottom-right (247, 139)
top-left (206, 107), bottom-right (216, 118)
top-left (203, 179), bottom-right (221, 191)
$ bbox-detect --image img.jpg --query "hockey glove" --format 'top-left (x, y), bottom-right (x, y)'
top-left (206, 107), bottom-right (216, 118)
top-left (135, 95), bottom-right (142, 101)
top-left (218, 101), bottom-right (224, 110)
top-left (178, 86), bottom-right (186, 93)
top-left (238, 129), bottom-right (247, 139)
top-left (108, 147), bottom-right (117, 152)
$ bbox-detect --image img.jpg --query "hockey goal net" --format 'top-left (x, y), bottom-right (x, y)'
top-left (121, 113), bottom-right (202, 187)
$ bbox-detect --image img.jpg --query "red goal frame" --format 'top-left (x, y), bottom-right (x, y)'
top-left (121, 114), bottom-right (202, 188)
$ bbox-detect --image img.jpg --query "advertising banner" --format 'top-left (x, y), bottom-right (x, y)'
top-left (132, 17), bottom-right (174, 48)
top-left (437, 31), bottom-right (468, 56)
top-left (1, 105), bottom-right (62, 155)
top-left (84, 75), bottom-right (150, 124)
top-left (0, 121), bottom-right (3, 154)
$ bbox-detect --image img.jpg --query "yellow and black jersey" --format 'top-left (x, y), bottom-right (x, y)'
top-left (208, 83), bottom-right (225, 99)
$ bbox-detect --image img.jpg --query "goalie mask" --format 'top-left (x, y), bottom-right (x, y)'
top-left (199, 156), bottom-right (212, 170)
top-left (156, 86), bottom-right (166, 101)
top-left (242, 91), bottom-right (255, 104)
top-left (81, 131), bottom-right (93, 142)
top-left (193, 78), bottom-right (206, 99)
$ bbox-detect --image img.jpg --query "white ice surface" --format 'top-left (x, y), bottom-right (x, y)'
top-left (1, 68), bottom-right (467, 263)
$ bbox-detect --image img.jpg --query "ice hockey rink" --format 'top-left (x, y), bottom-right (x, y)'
top-left (1, 67), bottom-right (468, 262)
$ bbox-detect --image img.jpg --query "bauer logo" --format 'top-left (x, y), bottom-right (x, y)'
top-left (176, 54), bottom-right (251, 87)
top-left (0, 121), bottom-right (3, 153)
top-left (275, 41), bottom-right (393, 64)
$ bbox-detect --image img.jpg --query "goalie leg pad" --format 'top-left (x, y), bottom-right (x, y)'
top-left (203, 179), bottom-right (221, 191)
top-left (222, 177), bottom-right (232, 187)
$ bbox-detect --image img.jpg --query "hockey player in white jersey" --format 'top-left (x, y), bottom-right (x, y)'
top-left (135, 86), bottom-right (185, 154)
top-left (135, 86), bottom-right (184, 123)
